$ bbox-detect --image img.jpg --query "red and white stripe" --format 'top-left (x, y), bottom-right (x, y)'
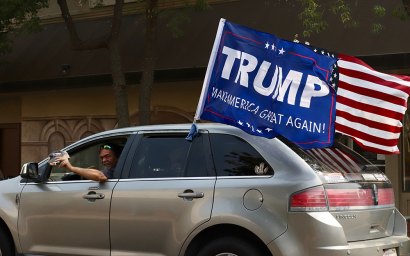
top-left (305, 147), bottom-right (361, 173)
top-left (335, 54), bottom-right (410, 154)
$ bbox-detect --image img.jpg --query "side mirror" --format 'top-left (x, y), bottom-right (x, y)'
top-left (20, 162), bottom-right (39, 180)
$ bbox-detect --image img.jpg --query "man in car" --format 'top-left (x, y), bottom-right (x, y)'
top-left (56, 143), bottom-right (121, 182)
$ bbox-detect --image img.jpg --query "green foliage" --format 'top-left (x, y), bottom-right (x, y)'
top-left (298, 0), bottom-right (327, 37)
top-left (0, 0), bottom-right (48, 55)
top-left (293, 0), bottom-right (394, 37)
top-left (393, 5), bottom-right (410, 21)
top-left (373, 5), bottom-right (386, 17)
top-left (369, 5), bottom-right (385, 34)
top-left (371, 23), bottom-right (383, 34)
top-left (331, 0), bottom-right (355, 26)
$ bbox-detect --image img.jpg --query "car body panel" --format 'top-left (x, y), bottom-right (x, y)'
top-left (333, 208), bottom-right (395, 241)
top-left (269, 210), bottom-right (409, 256)
top-left (0, 177), bottom-right (24, 252)
top-left (110, 129), bottom-right (216, 255)
top-left (211, 176), bottom-right (289, 243)
top-left (18, 180), bottom-right (116, 255)
top-left (110, 177), bottom-right (216, 256)
top-left (14, 130), bottom-right (136, 255)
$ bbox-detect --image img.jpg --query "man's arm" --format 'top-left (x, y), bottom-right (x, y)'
top-left (57, 157), bottom-right (107, 182)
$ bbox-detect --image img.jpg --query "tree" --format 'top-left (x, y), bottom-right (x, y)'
top-left (138, 0), bottom-right (209, 125)
top-left (57, 0), bottom-right (130, 128)
top-left (0, 0), bottom-right (48, 55)
top-left (139, 0), bottom-right (158, 125)
top-left (283, 0), bottom-right (408, 38)
top-left (57, 0), bottom-right (209, 127)
top-left (395, 0), bottom-right (410, 19)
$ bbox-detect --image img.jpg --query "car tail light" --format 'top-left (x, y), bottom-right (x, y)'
top-left (378, 188), bottom-right (395, 206)
top-left (289, 186), bottom-right (327, 211)
top-left (327, 188), bottom-right (374, 210)
top-left (290, 186), bottom-right (395, 212)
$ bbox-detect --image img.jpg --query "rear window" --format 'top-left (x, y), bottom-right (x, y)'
top-left (209, 134), bottom-right (273, 176)
top-left (291, 142), bottom-right (389, 183)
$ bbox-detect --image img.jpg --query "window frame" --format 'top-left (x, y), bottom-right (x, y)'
top-left (208, 133), bottom-right (274, 177)
top-left (39, 133), bottom-right (133, 182)
top-left (121, 130), bottom-right (215, 179)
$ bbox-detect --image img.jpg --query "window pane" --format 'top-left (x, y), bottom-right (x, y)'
top-left (209, 134), bottom-right (273, 176)
top-left (129, 134), bottom-right (210, 178)
top-left (185, 135), bottom-right (211, 177)
top-left (49, 145), bottom-right (100, 181)
top-left (47, 137), bottom-right (127, 181)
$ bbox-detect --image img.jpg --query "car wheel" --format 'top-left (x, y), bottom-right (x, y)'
top-left (197, 236), bottom-right (266, 256)
top-left (0, 228), bottom-right (13, 256)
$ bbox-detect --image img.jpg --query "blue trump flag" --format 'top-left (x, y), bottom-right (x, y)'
top-left (195, 19), bottom-right (337, 149)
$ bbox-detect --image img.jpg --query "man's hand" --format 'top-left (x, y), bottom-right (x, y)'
top-left (48, 151), bottom-right (70, 166)
top-left (57, 157), bottom-right (72, 169)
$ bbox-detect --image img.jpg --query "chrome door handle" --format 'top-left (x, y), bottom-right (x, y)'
top-left (83, 192), bottom-right (105, 200)
top-left (178, 191), bottom-right (204, 199)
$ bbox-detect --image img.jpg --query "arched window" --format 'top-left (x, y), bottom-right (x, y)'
top-left (48, 132), bottom-right (65, 153)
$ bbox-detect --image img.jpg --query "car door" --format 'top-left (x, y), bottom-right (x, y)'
top-left (110, 130), bottom-right (216, 256)
top-left (17, 135), bottom-right (131, 256)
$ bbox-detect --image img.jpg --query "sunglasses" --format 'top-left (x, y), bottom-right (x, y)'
top-left (100, 145), bottom-right (112, 150)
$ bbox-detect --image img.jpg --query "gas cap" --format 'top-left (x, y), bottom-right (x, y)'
top-left (243, 189), bottom-right (263, 211)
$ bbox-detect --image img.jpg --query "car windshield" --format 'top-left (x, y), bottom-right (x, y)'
top-left (288, 141), bottom-right (388, 183)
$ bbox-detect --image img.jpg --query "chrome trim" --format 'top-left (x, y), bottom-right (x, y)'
top-left (116, 177), bottom-right (216, 182)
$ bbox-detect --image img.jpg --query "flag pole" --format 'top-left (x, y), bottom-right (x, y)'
top-left (194, 18), bottom-right (226, 122)
top-left (187, 18), bottom-right (226, 141)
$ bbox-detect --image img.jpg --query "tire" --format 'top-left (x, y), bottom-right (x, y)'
top-left (197, 236), bottom-right (266, 256)
top-left (0, 227), bottom-right (13, 256)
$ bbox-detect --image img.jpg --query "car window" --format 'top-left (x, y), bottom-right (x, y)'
top-left (209, 134), bottom-right (273, 176)
top-left (47, 136), bottom-right (128, 181)
top-left (290, 141), bottom-right (388, 183)
top-left (49, 145), bottom-right (100, 181)
top-left (128, 133), bottom-right (212, 178)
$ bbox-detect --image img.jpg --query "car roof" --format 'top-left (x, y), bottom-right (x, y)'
top-left (83, 123), bottom-right (248, 138)
top-left (63, 122), bottom-right (261, 149)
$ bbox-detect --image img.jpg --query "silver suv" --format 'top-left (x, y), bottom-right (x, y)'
top-left (0, 123), bottom-right (409, 256)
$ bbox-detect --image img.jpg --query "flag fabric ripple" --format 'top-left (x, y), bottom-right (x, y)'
top-left (336, 54), bottom-right (410, 154)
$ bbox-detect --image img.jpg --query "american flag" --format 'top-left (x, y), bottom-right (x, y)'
top-left (305, 147), bottom-right (362, 174)
top-left (335, 54), bottom-right (410, 154)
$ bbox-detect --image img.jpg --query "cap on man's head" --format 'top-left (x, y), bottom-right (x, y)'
top-left (100, 143), bottom-right (122, 157)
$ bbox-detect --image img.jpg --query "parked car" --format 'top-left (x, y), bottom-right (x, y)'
top-left (0, 123), bottom-right (408, 256)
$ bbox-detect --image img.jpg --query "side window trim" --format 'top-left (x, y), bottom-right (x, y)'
top-left (40, 133), bottom-right (134, 183)
top-left (201, 132), bottom-right (217, 177)
top-left (112, 133), bottom-right (138, 179)
top-left (119, 133), bottom-right (141, 179)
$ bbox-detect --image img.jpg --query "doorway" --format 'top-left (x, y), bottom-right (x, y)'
top-left (0, 124), bottom-right (21, 179)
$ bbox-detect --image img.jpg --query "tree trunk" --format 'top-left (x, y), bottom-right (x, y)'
top-left (57, 0), bottom-right (130, 127)
top-left (139, 0), bottom-right (158, 125)
top-left (109, 0), bottom-right (130, 127)
top-left (109, 39), bottom-right (130, 128)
